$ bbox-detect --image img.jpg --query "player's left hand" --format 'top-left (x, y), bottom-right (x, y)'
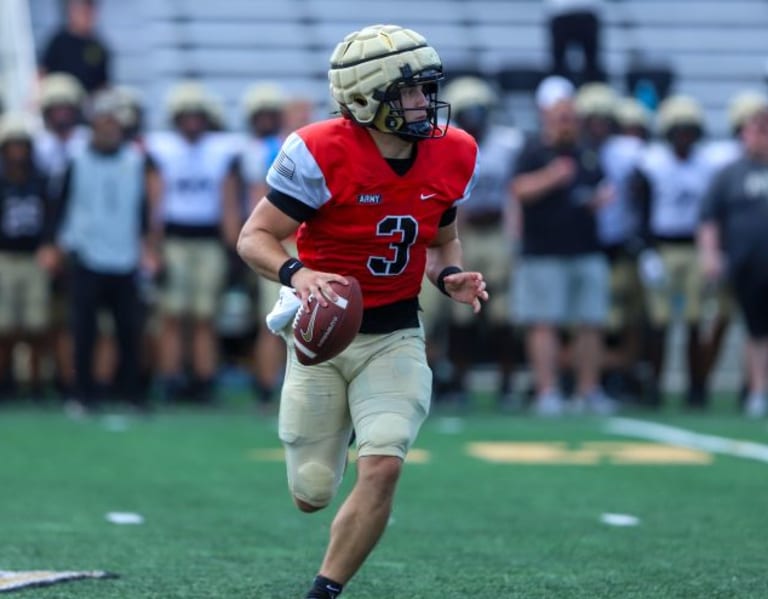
top-left (444, 271), bottom-right (489, 314)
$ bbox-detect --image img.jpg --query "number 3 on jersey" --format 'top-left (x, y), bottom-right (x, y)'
top-left (367, 215), bottom-right (418, 276)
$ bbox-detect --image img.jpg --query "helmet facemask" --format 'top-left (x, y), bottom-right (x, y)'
top-left (371, 67), bottom-right (450, 141)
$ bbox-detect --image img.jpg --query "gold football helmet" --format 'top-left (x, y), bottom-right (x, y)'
top-left (166, 80), bottom-right (217, 121)
top-left (575, 83), bottom-right (618, 118)
top-left (657, 95), bottom-right (704, 136)
top-left (728, 90), bottom-right (768, 133)
top-left (0, 112), bottom-right (36, 145)
top-left (39, 73), bottom-right (85, 110)
top-left (328, 24), bottom-right (449, 140)
top-left (442, 77), bottom-right (496, 113)
top-left (242, 83), bottom-right (286, 117)
top-left (616, 97), bottom-right (651, 130)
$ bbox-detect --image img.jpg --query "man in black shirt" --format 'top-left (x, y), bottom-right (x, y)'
top-left (512, 76), bottom-right (614, 416)
top-left (699, 99), bottom-right (768, 419)
top-left (39, 0), bottom-right (110, 94)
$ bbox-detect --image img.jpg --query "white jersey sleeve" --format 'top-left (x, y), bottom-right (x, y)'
top-left (265, 132), bottom-right (331, 210)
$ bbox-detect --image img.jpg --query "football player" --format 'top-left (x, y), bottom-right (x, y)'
top-left (238, 24), bottom-right (487, 599)
top-left (146, 81), bottom-right (240, 403)
top-left (34, 73), bottom-right (89, 401)
top-left (35, 73), bottom-right (90, 182)
top-left (42, 90), bottom-right (155, 413)
top-left (0, 113), bottom-right (51, 401)
top-left (632, 96), bottom-right (725, 408)
top-left (438, 76), bottom-right (523, 407)
top-left (575, 84), bottom-right (646, 402)
top-left (230, 83), bottom-right (290, 408)
top-left (615, 97), bottom-right (651, 141)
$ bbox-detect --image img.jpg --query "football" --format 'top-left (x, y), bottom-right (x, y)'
top-left (292, 276), bottom-right (363, 366)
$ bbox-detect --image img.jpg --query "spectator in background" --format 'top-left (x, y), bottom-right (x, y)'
top-left (546, 0), bottom-right (605, 85)
top-left (699, 94), bottom-right (768, 418)
top-left (147, 81), bottom-right (240, 403)
top-left (632, 96), bottom-right (725, 409)
top-left (0, 114), bottom-right (52, 401)
top-left (440, 76), bottom-right (523, 408)
top-left (575, 84), bottom-right (646, 402)
top-left (511, 76), bottom-right (614, 416)
top-left (39, 0), bottom-right (110, 94)
top-left (42, 90), bottom-right (155, 413)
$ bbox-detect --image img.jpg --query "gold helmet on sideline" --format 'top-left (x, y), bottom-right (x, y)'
top-left (241, 83), bottom-right (286, 117)
top-left (657, 95), bottom-right (704, 136)
top-left (328, 24), bottom-right (449, 140)
top-left (728, 90), bottom-right (768, 133)
top-left (113, 85), bottom-right (144, 128)
top-left (39, 73), bottom-right (85, 110)
top-left (442, 77), bottom-right (497, 113)
top-left (165, 80), bottom-right (217, 121)
top-left (90, 89), bottom-right (134, 127)
top-left (0, 112), bottom-right (37, 145)
top-left (616, 97), bottom-right (651, 130)
top-left (575, 82), bottom-right (618, 118)
top-left (206, 92), bottom-right (227, 130)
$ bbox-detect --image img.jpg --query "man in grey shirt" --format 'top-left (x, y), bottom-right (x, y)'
top-left (698, 96), bottom-right (768, 418)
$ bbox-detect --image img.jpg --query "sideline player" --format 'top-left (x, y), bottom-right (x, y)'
top-left (632, 96), bottom-right (723, 408)
top-left (146, 81), bottom-right (239, 402)
top-left (438, 76), bottom-right (522, 407)
top-left (237, 24), bottom-right (486, 599)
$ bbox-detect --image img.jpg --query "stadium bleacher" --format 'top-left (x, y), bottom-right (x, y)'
top-left (27, 0), bottom-right (768, 135)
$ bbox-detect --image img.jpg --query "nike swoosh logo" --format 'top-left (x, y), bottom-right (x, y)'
top-left (420, 193), bottom-right (437, 200)
top-left (299, 301), bottom-right (320, 342)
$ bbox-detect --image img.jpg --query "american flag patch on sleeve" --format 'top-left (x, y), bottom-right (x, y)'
top-left (274, 151), bottom-right (296, 180)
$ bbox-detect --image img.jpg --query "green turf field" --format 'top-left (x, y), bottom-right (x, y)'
top-left (2, 399), bottom-right (767, 598)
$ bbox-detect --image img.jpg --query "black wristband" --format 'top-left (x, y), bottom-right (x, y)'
top-left (437, 266), bottom-right (463, 296)
top-left (278, 258), bottom-right (304, 287)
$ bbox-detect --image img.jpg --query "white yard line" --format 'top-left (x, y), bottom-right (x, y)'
top-left (605, 417), bottom-right (768, 464)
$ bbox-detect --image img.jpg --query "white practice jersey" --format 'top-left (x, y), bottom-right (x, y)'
top-left (637, 141), bottom-right (723, 238)
top-left (234, 133), bottom-right (283, 186)
top-left (147, 131), bottom-right (236, 226)
top-left (598, 134), bottom-right (645, 245)
top-left (461, 125), bottom-right (523, 216)
top-left (701, 138), bottom-right (742, 172)
top-left (34, 126), bottom-right (90, 179)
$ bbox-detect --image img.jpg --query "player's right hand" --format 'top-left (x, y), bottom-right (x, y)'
top-left (290, 268), bottom-right (349, 310)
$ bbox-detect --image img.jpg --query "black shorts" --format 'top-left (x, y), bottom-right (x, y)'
top-left (731, 260), bottom-right (768, 339)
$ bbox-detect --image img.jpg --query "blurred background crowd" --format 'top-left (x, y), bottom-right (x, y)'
top-left (1, 0), bottom-right (767, 417)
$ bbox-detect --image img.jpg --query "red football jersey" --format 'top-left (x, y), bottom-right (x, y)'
top-left (266, 118), bottom-right (479, 309)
